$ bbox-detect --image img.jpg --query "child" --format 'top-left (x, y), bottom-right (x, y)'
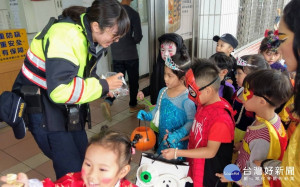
top-left (213, 33), bottom-right (239, 89)
top-left (259, 30), bottom-right (287, 72)
top-left (209, 52), bottom-right (235, 104)
top-left (137, 53), bottom-right (196, 156)
top-left (162, 59), bottom-right (235, 187)
top-left (216, 69), bottom-right (292, 186)
top-left (0, 129), bottom-right (137, 187)
top-left (233, 54), bottom-right (270, 162)
top-left (137, 33), bottom-right (189, 105)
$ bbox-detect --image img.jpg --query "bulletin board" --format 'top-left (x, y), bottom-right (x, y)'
top-left (0, 29), bottom-right (28, 94)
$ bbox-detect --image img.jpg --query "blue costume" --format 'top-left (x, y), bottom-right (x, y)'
top-left (150, 88), bottom-right (196, 155)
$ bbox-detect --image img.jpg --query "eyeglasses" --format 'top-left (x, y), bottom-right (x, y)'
top-left (105, 28), bottom-right (120, 42)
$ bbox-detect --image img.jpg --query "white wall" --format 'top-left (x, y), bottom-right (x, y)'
top-left (197, 0), bottom-right (239, 58)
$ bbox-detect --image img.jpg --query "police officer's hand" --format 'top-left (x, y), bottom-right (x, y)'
top-left (106, 73), bottom-right (124, 90)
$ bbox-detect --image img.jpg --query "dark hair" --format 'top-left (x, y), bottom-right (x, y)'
top-left (209, 52), bottom-right (234, 72)
top-left (243, 69), bottom-right (292, 108)
top-left (62, 6), bottom-right (87, 24)
top-left (237, 54), bottom-right (270, 73)
top-left (63, 0), bottom-right (130, 37)
top-left (158, 33), bottom-right (190, 59)
top-left (283, 0), bottom-right (300, 115)
top-left (191, 58), bottom-right (221, 91)
top-left (89, 127), bottom-right (133, 167)
top-left (259, 31), bottom-right (280, 54)
top-left (168, 53), bottom-right (191, 79)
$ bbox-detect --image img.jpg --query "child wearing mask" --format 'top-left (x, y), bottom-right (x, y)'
top-left (216, 69), bottom-right (292, 186)
top-left (162, 59), bottom-right (235, 187)
top-left (232, 54), bottom-right (270, 163)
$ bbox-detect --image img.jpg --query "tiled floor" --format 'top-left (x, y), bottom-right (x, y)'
top-left (0, 77), bottom-right (151, 184)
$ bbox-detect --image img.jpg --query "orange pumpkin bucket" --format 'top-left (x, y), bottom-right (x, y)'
top-left (131, 126), bottom-right (156, 151)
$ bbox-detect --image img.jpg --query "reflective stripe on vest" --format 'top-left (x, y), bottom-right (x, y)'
top-left (27, 49), bottom-right (46, 72)
top-left (22, 64), bottom-right (47, 89)
top-left (65, 77), bottom-right (84, 104)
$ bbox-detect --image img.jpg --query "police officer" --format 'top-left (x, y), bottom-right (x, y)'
top-left (11, 0), bottom-right (130, 179)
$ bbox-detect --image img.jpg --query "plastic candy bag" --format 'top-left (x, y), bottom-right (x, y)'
top-left (101, 72), bottom-right (129, 98)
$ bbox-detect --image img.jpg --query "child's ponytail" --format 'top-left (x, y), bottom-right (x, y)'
top-left (89, 127), bottom-right (137, 167)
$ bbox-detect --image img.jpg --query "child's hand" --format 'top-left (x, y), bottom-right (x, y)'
top-left (253, 160), bottom-right (262, 167)
top-left (137, 91), bottom-right (145, 100)
top-left (167, 128), bottom-right (188, 145)
top-left (137, 110), bottom-right (152, 121)
top-left (163, 129), bottom-right (170, 140)
top-left (233, 141), bottom-right (242, 153)
top-left (161, 148), bottom-right (175, 160)
top-left (215, 173), bottom-right (230, 183)
top-left (1, 173), bottom-right (29, 187)
top-left (226, 79), bottom-right (233, 84)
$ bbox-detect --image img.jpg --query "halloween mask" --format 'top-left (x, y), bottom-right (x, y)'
top-left (185, 69), bottom-right (219, 106)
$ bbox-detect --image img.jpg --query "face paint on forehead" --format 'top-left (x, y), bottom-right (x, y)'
top-left (242, 83), bottom-right (254, 102)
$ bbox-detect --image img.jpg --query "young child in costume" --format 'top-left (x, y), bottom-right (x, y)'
top-left (213, 33), bottom-right (239, 89)
top-left (137, 33), bottom-right (189, 105)
top-left (137, 53), bottom-right (196, 156)
top-left (216, 69), bottom-right (292, 186)
top-left (259, 30), bottom-right (287, 72)
top-left (232, 54), bottom-right (270, 163)
top-left (254, 1), bottom-right (300, 185)
top-left (162, 59), bottom-right (235, 187)
top-left (209, 52), bottom-right (235, 105)
top-left (0, 129), bottom-right (137, 187)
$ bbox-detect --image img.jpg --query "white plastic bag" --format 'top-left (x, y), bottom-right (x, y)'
top-left (151, 110), bottom-right (160, 128)
top-left (101, 72), bottom-right (129, 98)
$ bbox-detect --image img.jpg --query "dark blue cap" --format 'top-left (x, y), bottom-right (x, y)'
top-left (213, 33), bottom-right (238, 49)
top-left (0, 91), bottom-right (26, 139)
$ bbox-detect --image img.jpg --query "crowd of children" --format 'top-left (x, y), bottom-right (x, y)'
top-left (2, 0), bottom-right (300, 186)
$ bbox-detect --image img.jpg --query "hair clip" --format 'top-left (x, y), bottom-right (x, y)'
top-left (165, 55), bottom-right (183, 72)
top-left (131, 147), bottom-right (136, 155)
top-left (237, 57), bottom-right (257, 67)
top-left (264, 29), bottom-right (280, 52)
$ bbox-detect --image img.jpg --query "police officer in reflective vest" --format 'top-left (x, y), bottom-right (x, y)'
top-left (11, 0), bottom-right (130, 179)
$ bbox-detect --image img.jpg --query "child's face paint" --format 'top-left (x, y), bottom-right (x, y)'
top-left (101, 178), bottom-right (112, 184)
top-left (81, 144), bottom-right (123, 187)
top-left (160, 42), bottom-right (177, 61)
top-left (242, 83), bottom-right (254, 102)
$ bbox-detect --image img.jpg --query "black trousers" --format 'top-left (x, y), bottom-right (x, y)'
top-left (105, 59), bottom-right (139, 107)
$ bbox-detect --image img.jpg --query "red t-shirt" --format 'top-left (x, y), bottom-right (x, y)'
top-left (208, 121), bottom-right (232, 143)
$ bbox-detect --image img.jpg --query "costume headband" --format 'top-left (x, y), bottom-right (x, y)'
top-left (264, 29), bottom-right (280, 52)
top-left (237, 57), bottom-right (257, 67)
top-left (165, 55), bottom-right (183, 72)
